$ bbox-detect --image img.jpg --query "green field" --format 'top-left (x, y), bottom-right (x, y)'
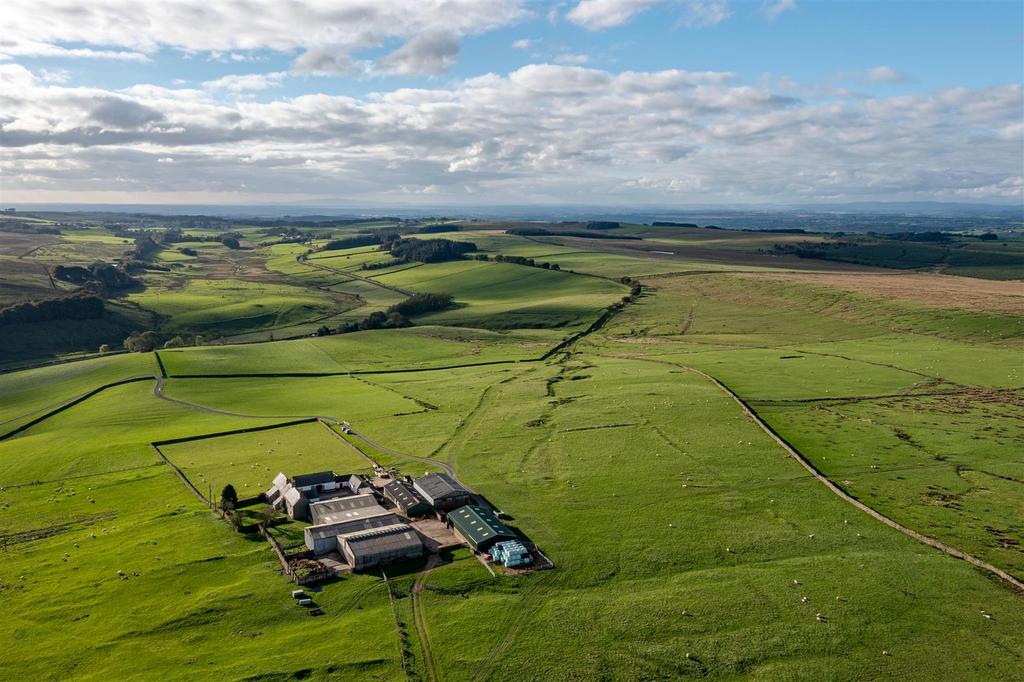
top-left (1, 218), bottom-right (1022, 680)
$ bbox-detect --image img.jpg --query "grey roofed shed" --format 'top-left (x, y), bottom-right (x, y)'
top-left (309, 493), bottom-right (381, 524)
top-left (339, 524), bottom-right (424, 570)
top-left (304, 512), bottom-right (402, 554)
top-left (383, 480), bottom-right (432, 517)
top-left (413, 473), bottom-right (471, 510)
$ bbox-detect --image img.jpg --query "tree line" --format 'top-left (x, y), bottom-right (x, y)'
top-left (0, 292), bottom-right (104, 327)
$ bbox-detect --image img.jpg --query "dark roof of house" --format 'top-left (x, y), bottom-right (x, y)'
top-left (383, 480), bottom-right (429, 510)
top-left (413, 473), bottom-right (469, 500)
top-left (448, 505), bottom-right (515, 547)
top-left (291, 471), bottom-right (336, 488)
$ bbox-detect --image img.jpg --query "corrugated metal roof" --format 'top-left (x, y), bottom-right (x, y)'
top-left (413, 473), bottom-right (469, 500)
top-left (340, 523), bottom-right (422, 558)
top-left (383, 480), bottom-right (429, 510)
top-left (309, 494), bottom-right (383, 524)
top-left (448, 505), bottom-right (515, 547)
top-left (306, 512), bottom-right (400, 540)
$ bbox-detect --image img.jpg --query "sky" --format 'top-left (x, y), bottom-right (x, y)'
top-left (0, 0), bottom-right (1022, 207)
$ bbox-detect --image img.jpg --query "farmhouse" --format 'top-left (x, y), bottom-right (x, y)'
top-left (413, 473), bottom-right (472, 511)
top-left (382, 480), bottom-right (432, 517)
top-left (265, 470), bottom-right (361, 521)
top-left (447, 505), bottom-right (517, 552)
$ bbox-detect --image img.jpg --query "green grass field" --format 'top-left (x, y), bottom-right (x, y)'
top-left (1, 221), bottom-right (1022, 680)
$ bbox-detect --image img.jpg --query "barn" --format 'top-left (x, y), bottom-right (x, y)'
top-left (413, 473), bottom-right (472, 511)
top-left (447, 505), bottom-right (516, 552)
top-left (304, 494), bottom-right (399, 554)
top-left (382, 480), bottom-right (432, 517)
top-left (338, 524), bottom-right (424, 570)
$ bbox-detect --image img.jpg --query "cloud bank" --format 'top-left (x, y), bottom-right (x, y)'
top-left (2, 62), bottom-right (1020, 203)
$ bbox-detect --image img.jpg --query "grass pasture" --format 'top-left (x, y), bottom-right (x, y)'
top-left (159, 421), bottom-right (374, 502)
top-left (375, 260), bottom-right (625, 330)
top-left (1, 219), bottom-right (1022, 680)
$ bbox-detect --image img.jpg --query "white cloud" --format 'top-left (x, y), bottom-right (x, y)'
top-left (1, 62), bottom-right (1021, 204)
top-left (381, 32), bottom-right (460, 76)
top-left (555, 53), bottom-right (591, 65)
top-left (512, 39), bottom-right (533, 49)
top-left (567, 0), bottom-right (730, 30)
top-left (1, 1), bottom-right (526, 74)
top-left (762, 0), bottom-right (796, 21)
top-left (866, 65), bottom-right (909, 83)
top-left (568, 0), bottom-right (660, 30)
top-left (0, 39), bottom-right (149, 62)
top-left (203, 72), bottom-right (287, 92)
top-left (39, 68), bottom-right (70, 84)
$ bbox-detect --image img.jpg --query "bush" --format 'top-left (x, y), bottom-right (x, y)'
top-left (388, 292), bottom-right (455, 317)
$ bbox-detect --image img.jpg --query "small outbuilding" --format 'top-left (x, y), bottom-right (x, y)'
top-left (413, 473), bottom-right (472, 511)
top-left (447, 505), bottom-right (516, 552)
top-left (382, 480), bottom-right (432, 517)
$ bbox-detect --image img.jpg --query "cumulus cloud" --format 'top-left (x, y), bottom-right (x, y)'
top-left (2, 62), bottom-right (1021, 203)
top-left (567, 0), bottom-right (661, 30)
top-left (381, 32), bottom-right (461, 76)
top-left (567, 0), bottom-right (731, 30)
top-left (866, 65), bottom-right (909, 83)
top-left (1, 0), bottom-right (526, 74)
top-left (203, 72), bottom-right (287, 92)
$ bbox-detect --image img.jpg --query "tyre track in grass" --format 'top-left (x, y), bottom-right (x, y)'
top-left (411, 555), bottom-right (441, 682)
top-left (602, 351), bottom-right (1024, 592)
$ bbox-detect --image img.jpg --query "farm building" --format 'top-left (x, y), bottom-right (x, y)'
top-left (304, 513), bottom-right (404, 554)
top-left (382, 480), bottom-right (432, 517)
top-left (447, 505), bottom-right (517, 552)
top-left (309, 493), bottom-right (382, 524)
top-left (265, 470), bottom-right (364, 521)
top-left (339, 524), bottom-right (424, 570)
top-left (413, 473), bottom-right (472, 511)
top-left (347, 474), bottom-right (370, 495)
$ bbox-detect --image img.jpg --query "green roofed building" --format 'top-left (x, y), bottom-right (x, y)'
top-left (447, 505), bottom-right (517, 552)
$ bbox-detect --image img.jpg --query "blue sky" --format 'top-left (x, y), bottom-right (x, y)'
top-left (1, 0), bottom-right (1022, 205)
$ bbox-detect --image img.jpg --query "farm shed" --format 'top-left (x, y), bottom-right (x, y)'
top-left (382, 480), bottom-right (432, 517)
top-left (338, 524), bottom-right (424, 570)
top-left (413, 473), bottom-right (472, 511)
top-left (309, 493), bottom-right (382, 524)
top-left (305, 513), bottom-right (404, 554)
top-left (448, 505), bottom-right (516, 552)
top-left (347, 474), bottom-right (369, 494)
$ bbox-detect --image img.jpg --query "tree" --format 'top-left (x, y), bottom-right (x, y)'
top-left (98, 343), bottom-right (110, 354)
top-left (220, 484), bottom-right (238, 511)
top-left (220, 236), bottom-right (240, 249)
top-left (163, 336), bottom-right (186, 348)
top-left (257, 504), bottom-right (278, 528)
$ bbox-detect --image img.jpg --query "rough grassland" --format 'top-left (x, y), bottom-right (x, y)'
top-left (159, 326), bottom-right (563, 376)
top-left (592, 270), bottom-right (1024, 583)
